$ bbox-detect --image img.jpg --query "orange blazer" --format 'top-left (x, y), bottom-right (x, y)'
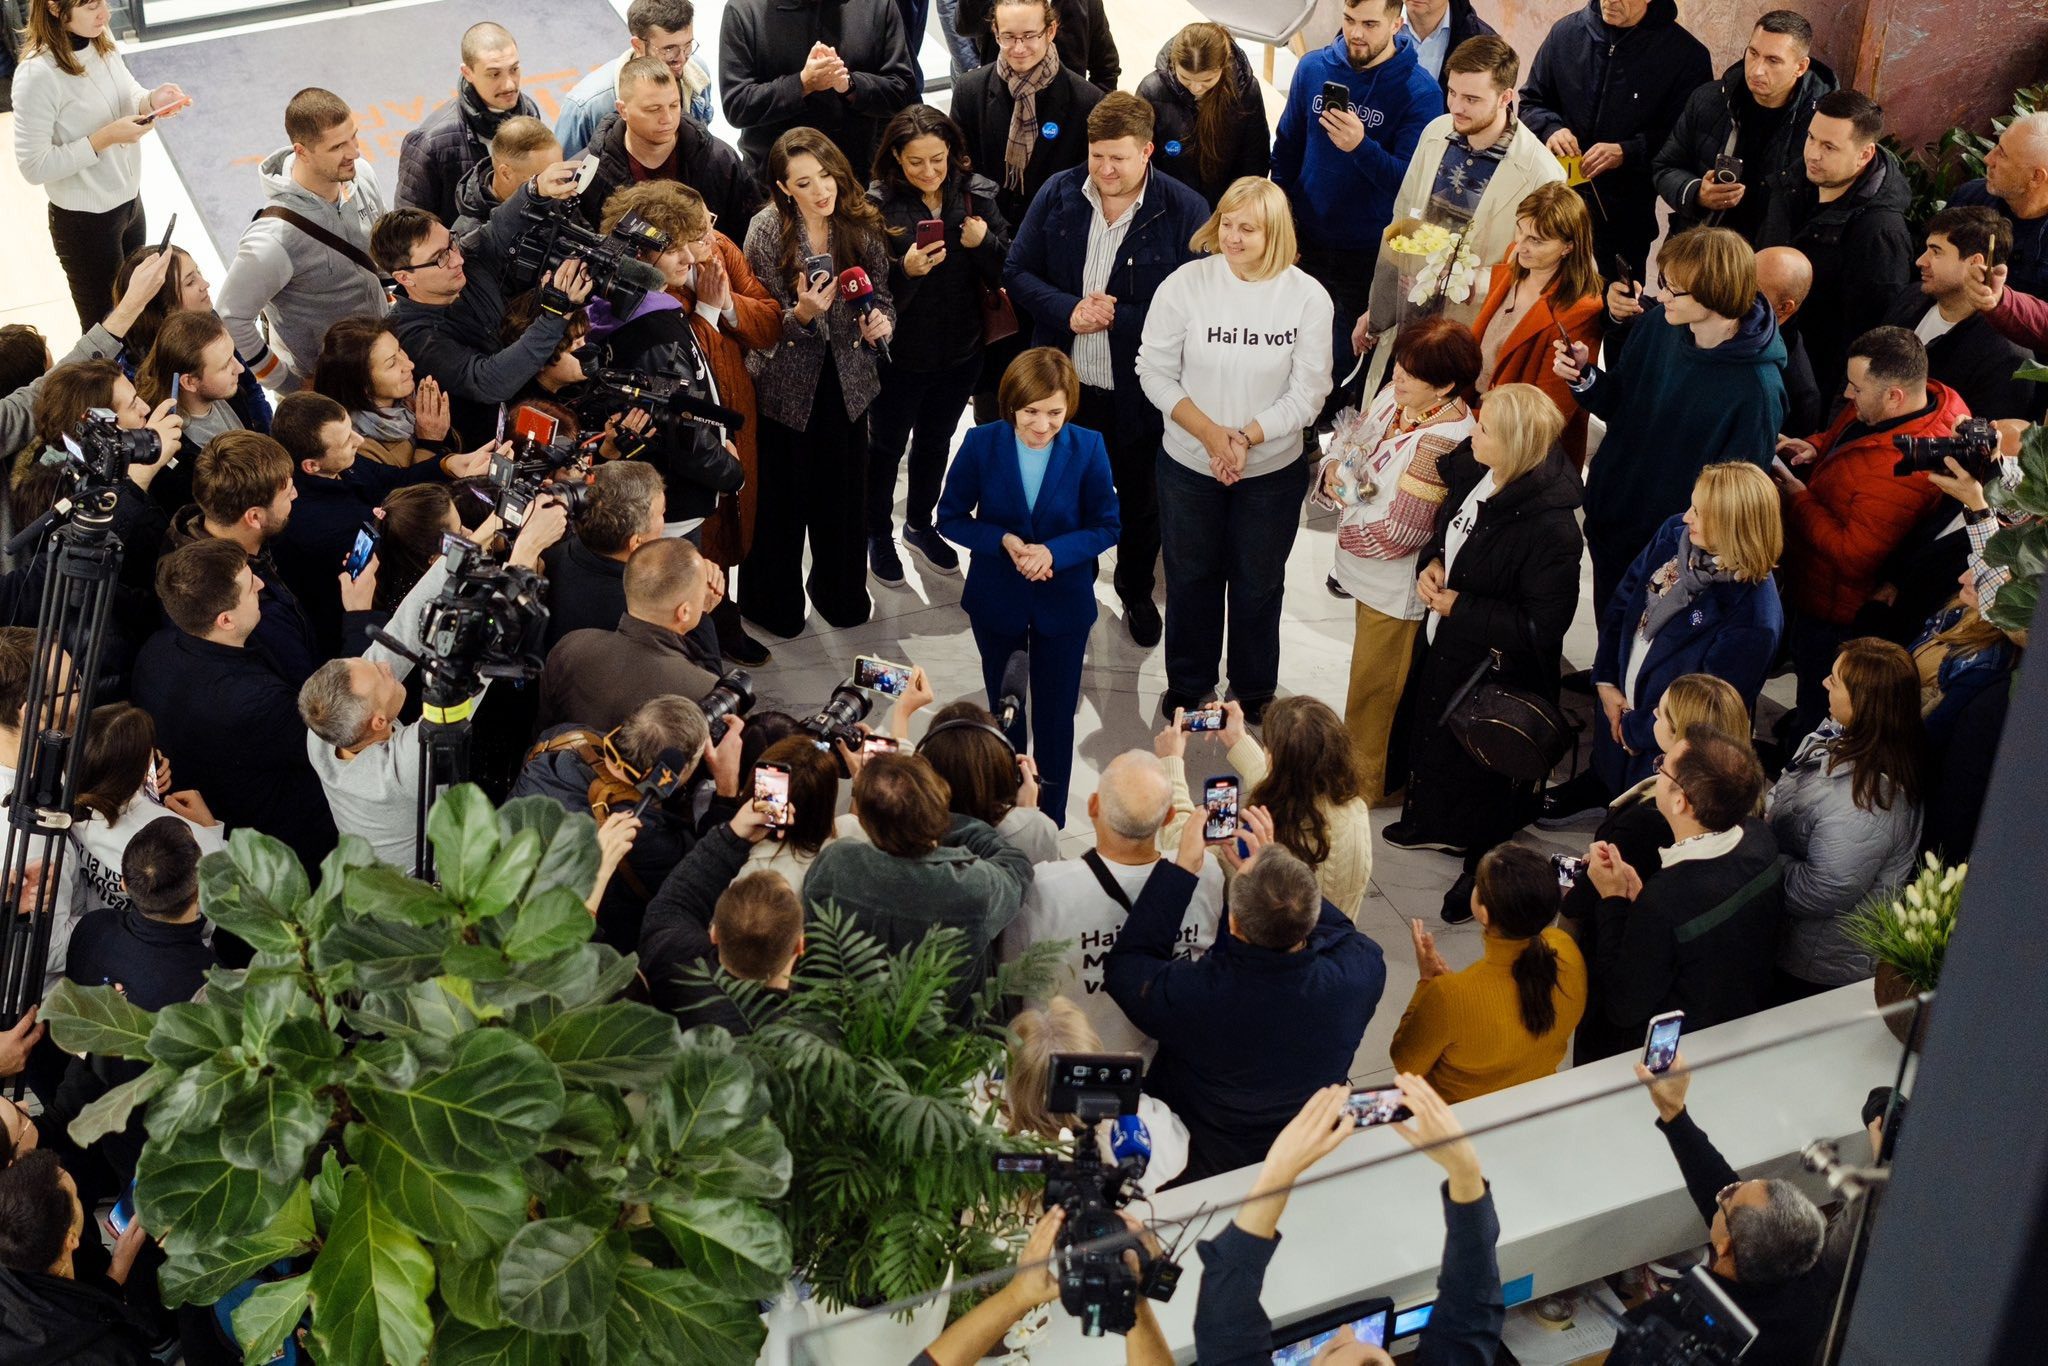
top-left (1470, 259), bottom-right (1606, 469)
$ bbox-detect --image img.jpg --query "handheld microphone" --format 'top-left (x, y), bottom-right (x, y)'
top-left (836, 267), bottom-right (892, 362)
top-left (996, 649), bottom-right (1030, 734)
top-left (628, 746), bottom-right (692, 819)
top-left (1109, 1113), bottom-right (1152, 1178)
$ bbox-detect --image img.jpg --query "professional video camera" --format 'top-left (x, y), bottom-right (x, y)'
top-left (800, 680), bottom-right (873, 752)
top-left (1894, 416), bottom-right (2000, 481)
top-left (700, 668), bottom-right (755, 744)
top-left (55, 409), bottom-right (162, 488)
top-left (488, 434), bottom-right (593, 529)
top-left (583, 367), bottom-right (748, 436)
top-left (412, 534), bottom-right (551, 691)
top-left (993, 1053), bottom-right (1181, 1337)
top-left (509, 199), bottom-right (670, 313)
top-left (1608, 1266), bottom-right (1759, 1366)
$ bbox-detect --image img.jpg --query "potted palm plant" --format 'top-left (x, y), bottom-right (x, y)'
top-left (41, 786), bottom-right (790, 1366)
top-left (1845, 852), bottom-right (1965, 1050)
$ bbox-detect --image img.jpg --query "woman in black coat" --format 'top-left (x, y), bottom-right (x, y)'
top-left (1135, 24), bottom-right (1271, 209)
top-left (1388, 383), bottom-right (1583, 911)
top-left (865, 105), bottom-right (1012, 584)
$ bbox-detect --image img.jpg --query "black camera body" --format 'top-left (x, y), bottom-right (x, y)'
top-left (700, 669), bottom-right (755, 744)
top-left (582, 366), bottom-right (747, 437)
top-left (59, 409), bottom-right (161, 490)
top-left (993, 1054), bottom-right (1180, 1338)
top-left (509, 199), bottom-right (671, 314)
top-left (414, 535), bottom-right (551, 692)
top-left (488, 434), bottom-right (592, 529)
top-left (1608, 1266), bottom-right (1759, 1366)
top-left (801, 682), bottom-right (873, 752)
top-left (1894, 416), bottom-right (2000, 481)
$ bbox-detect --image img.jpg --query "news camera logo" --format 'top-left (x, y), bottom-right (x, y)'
top-left (1310, 91), bottom-right (1385, 128)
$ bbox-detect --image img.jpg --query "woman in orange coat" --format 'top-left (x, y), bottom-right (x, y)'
top-left (1468, 183), bottom-right (1605, 470)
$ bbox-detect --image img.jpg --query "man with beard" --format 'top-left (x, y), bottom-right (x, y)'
top-left (219, 87), bottom-right (390, 394)
top-left (1272, 0), bottom-right (1441, 422)
top-left (397, 22), bottom-right (542, 228)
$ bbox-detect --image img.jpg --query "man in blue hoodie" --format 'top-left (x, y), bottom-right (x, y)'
top-left (1272, 0), bottom-right (1442, 418)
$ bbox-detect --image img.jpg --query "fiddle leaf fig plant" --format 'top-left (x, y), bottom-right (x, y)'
top-left (41, 784), bottom-right (790, 1366)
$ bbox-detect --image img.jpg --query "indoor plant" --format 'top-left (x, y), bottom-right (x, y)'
top-left (41, 785), bottom-right (790, 1366)
top-left (1845, 852), bottom-right (1965, 1047)
top-left (1983, 403), bottom-right (2048, 634)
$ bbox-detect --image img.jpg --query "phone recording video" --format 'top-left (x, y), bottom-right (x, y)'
top-left (1345, 1086), bottom-right (1413, 1129)
top-left (860, 735), bottom-right (902, 758)
top-left (343, 522), bottom-right (380, 579)
top-left (1181, 704), bottom-right (1225, 732)
top-left (1202, 776), bottom-right (1239, 842)
top-left (854, 655), bottom-right (913, 697)
top-left (1320, 80), bottom-right (1351, 115)
top-left (1643, 1011), bottom-right (1684, 1074)
top-left (107, 1182), bottom-right (137, 1236)
top-left (1551, 853), bottom-right (1586, 888)
top-left (802, 253), bottom-right (834, 289)
top-left (753, 761), bottom-right (793, 832)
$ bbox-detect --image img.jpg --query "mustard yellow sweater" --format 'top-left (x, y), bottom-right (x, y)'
top-left (1389, 929), bottom-right (1588, 1102)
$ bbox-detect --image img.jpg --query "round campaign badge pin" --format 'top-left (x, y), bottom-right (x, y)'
top-left (1041, 121), bottom-right (1060, 140)
top-left (1165, 140), bottom-right (1183, 157)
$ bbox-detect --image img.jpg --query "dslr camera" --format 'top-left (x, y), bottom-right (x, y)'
top-left (57, 409), bottom-right (162, 490)
top-left (509, 199), bottom-right (671, 314)
top-left (993, 1054), bottom-right (1180, 1338)
top-left (488, 434), bottom-right (594, 529)
top-left (700, 669), bottom-right (755, 744)
top-left (1894, 416), bottom-right (2000, 481)
top-left (800, 679), bottom-right (874, 752)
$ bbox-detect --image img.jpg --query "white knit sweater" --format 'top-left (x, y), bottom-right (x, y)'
top-left (13, 42), bottom-right (150, 212)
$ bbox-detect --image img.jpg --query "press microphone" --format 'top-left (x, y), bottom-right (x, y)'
top-left (836, 267), bottom-right (892, 362)
top-left (1110, 1113), bottom-right (1153, 1178)
top-left (629, 746), bottom-right (693, 819)
top-left (996, 649), bottom-right (1030, 733)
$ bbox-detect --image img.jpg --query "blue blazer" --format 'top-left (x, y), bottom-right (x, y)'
top-left (1593, 515), bottom-right (1785, 755)
top-left (936, 421), bottom-right (1121, 637)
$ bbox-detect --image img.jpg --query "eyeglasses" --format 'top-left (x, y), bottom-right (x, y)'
top-left (1715, 1181), bottom-right (1745, 1218)
top-left (406, 240), bottom-right (462, 272)
top-left (997, 27), bottom-right (1048, 46)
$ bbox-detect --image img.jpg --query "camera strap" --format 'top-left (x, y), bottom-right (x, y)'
top-left (1082, 851), bottom-right (1134, 913)
top-left (254, 207), bottom-right (391, 288)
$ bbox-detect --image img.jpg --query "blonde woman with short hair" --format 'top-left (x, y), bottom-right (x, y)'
top-left (1137, 176), bottom-right (1334, 722)
top-left (1543, 461), bottom-right (1786, 820)
top-left (1000, 998), bottom-right (1188, 1186)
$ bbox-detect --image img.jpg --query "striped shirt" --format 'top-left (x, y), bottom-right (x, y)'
top-left (1076, 173), bottom-right (1147, 389)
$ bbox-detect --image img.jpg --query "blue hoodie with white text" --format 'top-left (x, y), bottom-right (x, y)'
top-left (1271, 30), bottom-right (1444, 253)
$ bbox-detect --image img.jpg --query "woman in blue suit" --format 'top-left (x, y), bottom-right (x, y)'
top-left (938, 347), bottom-right (1121, 827)
top-left (1546, 462), bottom-right (1786, 821)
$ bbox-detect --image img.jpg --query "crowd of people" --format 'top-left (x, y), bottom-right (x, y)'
top-left (2, 0), bottom-right (2034, 1358)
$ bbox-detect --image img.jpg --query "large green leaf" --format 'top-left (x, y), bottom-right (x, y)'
top-left (219, 1074), bottom-right (330, 1184)
top-left (532, 1001), bottom-right (680, 1089)
top-left (344, 865), bottom-right (465, 928)
top-left (648, 1197), bottom-right (789, 1300)
top-left (431, 1318), bottom-right (561, 1366)
top-left (541, 1089), bottom-right (628, 1159)
top-left (428, 783), bottom-right (502, 907)
top-left (311, 1149), bottom-right (345, 1235)
top-left (306, 832), bottom-right (379, 930)
top-left (314, 914), bottom-right (460, 989)
top-left (65, 1062), bottom-right (171, 1147)
top-left (353, 1028), bottom-right (564, 1167)
top-left (146, 1053), bottom-right (255, 1143)
top-left (465, 827), bottom-right (542, 922)
top-left (605, 1263), bottom-right (764, 1366)
top-left (309, 1169), bottom-right (434, 1366)
top-left (197, 831), bottom-right (310, 954)
top-left (436, 1245), bottom-right (509, 1330)
top-left (497, 1218), bottom-right (623, 1333)
top-left (681, 1118), bottom-right (792, 1202)
top-left (239, 974), bottom-right (325, 1059)
top-left (233, 1272), bottom-right (311, 1363)
top-left (347, 1122), bottom-right (528, 1257)
top-left (144, 995), bottom-right (241, 1068)
top-left (501, 887), bottom-right (594, 962)
top-left (158, 1205), bottom-right (313, 1306)
top-left (136, 1126), bottom-right (297, 1243)
top-left (40, 980), bottom-right (155, 1057)
top-left (501, 797), bottom-right (600, 903)
top-left (645, 1045), bottom-right (763, 1152)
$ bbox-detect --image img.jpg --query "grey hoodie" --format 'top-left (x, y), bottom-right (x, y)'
top-left (216, 149), bottom-right (391, 391)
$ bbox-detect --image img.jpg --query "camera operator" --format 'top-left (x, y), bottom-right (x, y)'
top-left (1105, 808), bottom-right (1385, 1185)
top-left (451, 118), bottom-right (562, 239)
top-left (1192, 1077), bottom-right (1503, 1365)
top-left (1, 249), bottom-right (176, 464)
top-left (135, 537), bottom-right (336, 879)
top-left (373, 158), bottom-right (593, 442)
top-left (539, 537), bottom-right (722, 731)
top-left (1630, 1052), bottom-right (1830, 1366)
top-left (639, 795), bottom-right (805, 1032)
top-left (513, 694), bottom-right (744, 949)
top-left (541, 461), bottom-right (721, 661)
top-left (1770, 327), bottom-right (1966, 741)
top-left (919, 700), bottom-right (1059, 864)
top-left (300, 500), bottom-right (566, 869)
top-left (1000, 998), bottom-right (1188, 1186)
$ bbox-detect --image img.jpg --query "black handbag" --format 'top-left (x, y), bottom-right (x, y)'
top-left (1440, 649), bottom-right (1574, 783)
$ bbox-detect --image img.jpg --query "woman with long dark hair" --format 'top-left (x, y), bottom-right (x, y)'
top-left (66, 703), bottom-right (225, 921)
top-left (108, 243), bottom-right (216, 365)
top-left (1391, 843), bottom-right (1586, 1101)
top-left (739, 127), bottom-right (895, 637)
top-left (1770, 638), bottom-right (1928, 995)
top-left (313, 318), bottom-right (456, 468)
top-left (865, 105), bottom-right (1011, 584)
top-left (1211, 695), bottom-right (1371, 922)
top-left (1135, 23), bottom-right (1270, 208)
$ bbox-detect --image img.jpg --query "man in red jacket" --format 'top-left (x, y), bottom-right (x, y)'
top-left (1771, 325), bottom-right (1969, 739)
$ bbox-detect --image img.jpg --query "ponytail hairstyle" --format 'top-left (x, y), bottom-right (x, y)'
top-left (1168, 23), bottom-right (1242, 187)
top-left (136, 310), bottom-right (229, 410)
top-left (1473, 843), bottom-right (1564, 1039)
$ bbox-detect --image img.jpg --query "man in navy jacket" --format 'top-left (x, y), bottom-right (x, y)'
top-left (1105, 812), bottom-right (1385, 1184)
top-left (1005, 92), bottom-right (1207, 647)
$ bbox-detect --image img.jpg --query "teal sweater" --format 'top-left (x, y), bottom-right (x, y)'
top-left (1579, 295), bottom-right (1788, 544)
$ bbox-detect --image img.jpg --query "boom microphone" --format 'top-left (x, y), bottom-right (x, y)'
top-left (836, 267), bottom-right (892, 363)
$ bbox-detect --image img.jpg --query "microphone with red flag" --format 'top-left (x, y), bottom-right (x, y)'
top-left (837, 267), bottom-right (892, 363)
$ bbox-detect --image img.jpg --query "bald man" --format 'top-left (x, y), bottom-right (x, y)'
top-left (1949, 112), bottom-right (2048, 297)
top-left (1757, 245), bottom-right (1822, 431)
top-left (398, 21), bottom-right (542, 227)
top-left (1006, 750), bottom-right (1224, 1054)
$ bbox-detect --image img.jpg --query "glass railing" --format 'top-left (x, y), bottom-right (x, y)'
top-left (780, 985), bottom-right (1921, 1366)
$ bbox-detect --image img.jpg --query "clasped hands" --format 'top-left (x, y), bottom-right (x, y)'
top-left (801, 42), bottom-right (852, 94)
top-left (1069, 291), bottom-right (1116, 335)
top-left (1201, 417), bottom-right (1258, 485)
top-left (1002, 533), bottom-right (1054, 581)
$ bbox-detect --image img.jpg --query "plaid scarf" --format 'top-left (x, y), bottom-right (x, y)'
top-left (998, 52), bottom-right (1060, 192)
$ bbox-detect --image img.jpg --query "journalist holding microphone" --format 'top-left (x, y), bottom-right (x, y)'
top-left (1136, 176), bottom-right (1333, 722)
top-left (937, 347), bottom-right (1120, 828)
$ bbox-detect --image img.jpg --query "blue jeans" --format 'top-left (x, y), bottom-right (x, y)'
top-left (970, 617), bottom-right (1089, 827)
top-left (934, 0), bottom-right (980, 73)
top-left (1156, 452), bottom-right (1311, 704)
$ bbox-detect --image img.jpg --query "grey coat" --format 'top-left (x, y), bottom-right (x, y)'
top-left (740, 206), bottom-right (894, 430)
top-left (1768, 728), bottom-right (1923, 986)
